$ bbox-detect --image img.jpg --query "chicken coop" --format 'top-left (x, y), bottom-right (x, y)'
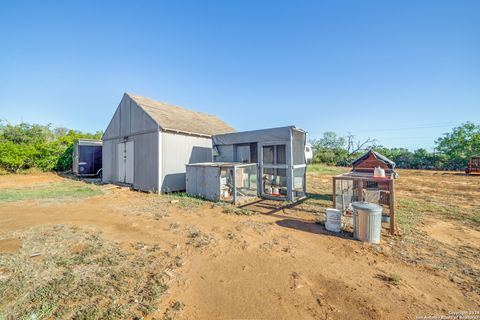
top-left (332, 150), bottom-right (398, 235)
top-left (212, 126), bottom-right (307, 202)
top-left (186, 162), bottom-right (258, 204)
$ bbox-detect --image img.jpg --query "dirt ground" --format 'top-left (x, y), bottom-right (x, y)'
top-left (0, 168), bottom-right (479, 319)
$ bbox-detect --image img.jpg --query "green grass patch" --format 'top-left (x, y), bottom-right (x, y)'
top-left (166, 192), bottom-right (207, 208)
top-left (306, 164), bottom-right (349, 175)
top-left (397, 197), bottom-right (480, 233)
top-left (0, 182), bottom-right (102, 202)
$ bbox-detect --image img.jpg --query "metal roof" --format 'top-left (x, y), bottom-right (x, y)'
top-left (351, 150), bottom-right (396, 169)
top-left (128, 93), bottom-right (235, 137)
top-left (213, 126), bottom-right (302, 145)
top-left (186, 162), bottom-right (255, 168)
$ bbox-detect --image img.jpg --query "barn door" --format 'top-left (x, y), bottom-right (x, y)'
top-left (125, 141), bottom-right (134, 184)
top-left (117, 143), bottom-right (126, 183)
top-left (117, 141), bottom-right (134, 184)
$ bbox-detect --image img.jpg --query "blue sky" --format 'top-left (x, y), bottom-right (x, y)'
top-left (0, 0), bottom-right (478, 150)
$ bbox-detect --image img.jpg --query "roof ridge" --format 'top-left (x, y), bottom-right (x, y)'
top-left (127, 92), bottom-right (222, 120)
top-left (124, 92), bottom-right (235, 137)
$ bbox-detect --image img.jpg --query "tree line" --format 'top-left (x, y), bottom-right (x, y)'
top-left (310, 122), bottom-right (480, 171)
top-left (0, 120), bottom-right (102, 173)
top-left (0, 120), bottom-right (478, 173)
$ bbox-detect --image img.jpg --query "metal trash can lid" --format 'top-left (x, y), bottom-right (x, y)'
top-left (352, 201), bottom-right (382, 212)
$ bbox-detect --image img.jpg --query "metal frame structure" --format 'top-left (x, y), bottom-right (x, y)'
top-left (332, 173), bottom-right (396, 235)
top-left (186, 162), bottom-right (258, 204)
top-left (212, 126), bottom-right (307, 202)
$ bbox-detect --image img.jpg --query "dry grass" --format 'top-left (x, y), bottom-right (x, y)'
top-left (306, 165), bottom-right (480, 298)
top-left (0, 225), bottom-right (177, 320)
top-left (222, 206), bottom-right (256, 216)
top-left (186, 226), bottom-right (216, 249)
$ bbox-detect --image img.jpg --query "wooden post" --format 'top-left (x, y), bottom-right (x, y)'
top-left (357, 180), bottom-right (364, 201)
top-left (332, 177), bottom-right (336, 208)
top-left (389, 179), bottom-right (395, 235)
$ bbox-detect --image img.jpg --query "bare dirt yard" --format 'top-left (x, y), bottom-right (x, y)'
top-left (0, 167), bottom-right (479, 319)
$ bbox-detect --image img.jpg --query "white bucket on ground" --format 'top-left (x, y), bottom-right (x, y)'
top-left (325, 208), bottom-right (342, 232)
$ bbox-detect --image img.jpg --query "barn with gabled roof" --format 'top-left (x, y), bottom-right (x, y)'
top-left (102, 93), bottom-right (235, 192)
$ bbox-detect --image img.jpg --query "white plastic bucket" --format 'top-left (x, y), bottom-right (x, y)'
top-left (325, 208), bottom-right (342, 233)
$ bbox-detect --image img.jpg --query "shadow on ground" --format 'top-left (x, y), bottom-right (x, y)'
top-left (57, 172), bottom-right (104, 185)
top-left (239, 198), bottom-right (354, 239)
top-left (276, 219), bottom-right (354, 238)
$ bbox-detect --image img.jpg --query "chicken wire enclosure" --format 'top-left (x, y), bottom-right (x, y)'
top-left (333, 174), bottom-right (395, 235)
top-left (212, 126), bottom-right (307, 202)
top-left (186, 163), bottom-right (258, 204)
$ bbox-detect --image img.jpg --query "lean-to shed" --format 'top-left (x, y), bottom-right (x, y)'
top-left (212, 126), bottom-right (307, 202)
top-left (102, 93), bottom-right (235, 192)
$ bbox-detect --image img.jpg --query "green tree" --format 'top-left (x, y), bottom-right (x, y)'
top-left (0, 120), bottom-right (103, 173)
top-left (436, 122), bottom-right (480, 170)
top-left (0, 142), bottom-right (35, 172)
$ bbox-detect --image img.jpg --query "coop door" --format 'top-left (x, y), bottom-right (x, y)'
top-left (117, 141), bottom-right (134, 184)
top-left (261, 144), bottom-right (288, 199)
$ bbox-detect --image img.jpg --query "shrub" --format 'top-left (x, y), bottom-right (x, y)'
top-left (0, 121), bottom-right (102, 173)
top-left (0, 142), bottom-right (35, 172)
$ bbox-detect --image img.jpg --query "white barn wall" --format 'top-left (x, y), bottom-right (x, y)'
top-left (160, 132), bottom-right (213, 192)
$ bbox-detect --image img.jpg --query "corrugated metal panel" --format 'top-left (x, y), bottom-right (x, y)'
top-left (102, 138), bottom-right (119, 183)
top-left (119, 96), bottom-right (131, 137)
top-left (213, 126), bottom-right (297, 145)
top-left (161, 132), bottom-right (213, 192)
top-left (186, 165), bottom-right (220, 201)
top-left (130, 97), bottom-right (158, 134)
top-left (352, 202), bottom-right (382, 244)
top-left (186, 165), bottom-right (198, 195)
top-left (132, 131), bottom-right (159, 192)
top-left (103, 94), bottom-right (158, 140)
top-left (102, 133), bottom-right (159, 192)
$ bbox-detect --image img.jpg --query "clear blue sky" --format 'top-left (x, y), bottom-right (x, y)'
top-left (0, 0), bottom-right (478, 150)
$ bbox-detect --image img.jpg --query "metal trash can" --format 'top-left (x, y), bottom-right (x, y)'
top-left (352, 202), bottom-right (382, 244)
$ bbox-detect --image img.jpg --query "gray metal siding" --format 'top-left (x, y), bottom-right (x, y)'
top-left (186, 166), bottom-right (198, 195)
top-left (161, 132), bottom-right (213, 192)
top-left (102, 133), bottom-right (159, 192)
top-left (103, 94), bottom-right (158, 140)
top-left (102, 138), bottom-right (120, 183)
top-left (186, 165), bottom-right (220, 201)
top-left (214, 145), bottom-right (234, 162)
top-left (133, 131), bottom-right (159, 192)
